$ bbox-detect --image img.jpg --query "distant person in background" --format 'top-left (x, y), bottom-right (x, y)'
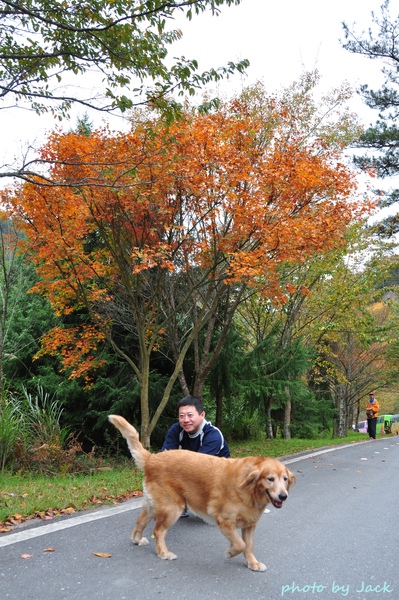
top-left (366, 391), bottom-right (380, 439)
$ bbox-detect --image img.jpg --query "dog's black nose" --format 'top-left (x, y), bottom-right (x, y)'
top-left (278, 493), bottom-right (287, 502)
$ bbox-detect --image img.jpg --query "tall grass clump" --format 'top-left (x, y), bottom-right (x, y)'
top-left (21, 384), bottom-right (70, 450)
top-left (0, 393), bottom-right (24, 472)
top-left (0, 383), bottom-right (98, 474)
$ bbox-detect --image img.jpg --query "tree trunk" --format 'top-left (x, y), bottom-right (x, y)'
top-left (354, 399), bottom-right (361, 431)
top-left (177, 369), bottom-right (190, 397)
top-left (140, 353), bottom-right (151, 448)
top-left (264, 396), bottom-right (274, 439)
top-left (338, 392), bottom-right (347, 438)
top-left (283, 386), bottom-right (291, 439)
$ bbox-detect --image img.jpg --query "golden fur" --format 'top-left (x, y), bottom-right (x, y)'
top-left (108, 415), bottom-right (295, 572)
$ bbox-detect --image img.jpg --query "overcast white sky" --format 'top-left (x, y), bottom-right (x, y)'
top-left (172, 0), bottom-right (384, 104)
top-left (0, 0), bottom-right (389, 184)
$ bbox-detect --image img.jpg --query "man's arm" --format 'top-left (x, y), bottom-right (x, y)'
top-left (161, 422), bottom-right (180, 451)
top-left (198, 425), bottom-right (226, 456)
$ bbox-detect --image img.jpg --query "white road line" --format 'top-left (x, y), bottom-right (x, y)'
top-left (0, 497), bottom-right (143, 548)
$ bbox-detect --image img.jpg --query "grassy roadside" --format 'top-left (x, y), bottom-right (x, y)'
top-left (228, 431), bottom-right (373, 458)
top-left (0, 465), bottom-right (143, 530)
top-left (0, 431), bottom-right (377, 530)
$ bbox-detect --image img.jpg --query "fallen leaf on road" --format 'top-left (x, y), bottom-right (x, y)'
top-left (20, 554), bottom-right (32, 559)
top-left (43, 548), bottom-right (55, 553)
top-left (92, 552), bottom-right (112, 558)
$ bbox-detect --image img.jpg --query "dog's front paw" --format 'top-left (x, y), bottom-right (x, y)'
top-left (138, 538), bottom-right (149, 546)
top-left (247, 561), bottom-right (267, 572)
top-left (158, 551), bottom-right (177, 561)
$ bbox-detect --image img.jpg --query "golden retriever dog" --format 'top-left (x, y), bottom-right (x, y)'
top-left (108, 415), bottom-right (295, 572)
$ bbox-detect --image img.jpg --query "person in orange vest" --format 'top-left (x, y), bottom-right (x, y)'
top-left (366, 391), bottom-right (380, 439)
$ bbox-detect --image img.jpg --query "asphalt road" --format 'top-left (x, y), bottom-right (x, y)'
top-left (1, 437), bottom-right (398, 600)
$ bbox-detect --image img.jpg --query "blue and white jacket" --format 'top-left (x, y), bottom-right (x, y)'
top-left (161, 420), bottom-right (230, 457)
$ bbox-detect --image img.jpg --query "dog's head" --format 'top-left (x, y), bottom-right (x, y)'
top-left (239, 457), bottom-right (296, 509)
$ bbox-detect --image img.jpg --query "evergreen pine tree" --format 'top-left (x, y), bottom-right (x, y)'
top-left (342, 0), bottom-right (399, 235)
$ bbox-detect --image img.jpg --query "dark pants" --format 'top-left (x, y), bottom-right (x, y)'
top-left (368, 417), bottom-right (377, 439)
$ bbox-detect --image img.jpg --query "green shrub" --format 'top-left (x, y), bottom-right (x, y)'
top-left (222, 405), bottom-right (264, 441)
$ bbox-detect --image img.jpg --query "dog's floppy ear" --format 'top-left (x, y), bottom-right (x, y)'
top-left (286, 468), bottom-right (296, 488)
top-left (238, 466), bottom-right (261, 489)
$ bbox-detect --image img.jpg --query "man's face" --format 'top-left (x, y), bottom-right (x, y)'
top-left (178, 405), bottom-right (205, 434)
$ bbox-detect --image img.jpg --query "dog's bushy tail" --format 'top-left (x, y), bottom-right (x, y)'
top-left (108, 415), bottom-right (150, 470)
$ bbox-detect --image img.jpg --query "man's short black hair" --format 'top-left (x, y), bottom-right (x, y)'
top-left (177, 395), bottom-right (204, 414)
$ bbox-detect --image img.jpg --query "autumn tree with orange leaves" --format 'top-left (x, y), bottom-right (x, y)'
top-left (5, 74), bottom-right (373, 446)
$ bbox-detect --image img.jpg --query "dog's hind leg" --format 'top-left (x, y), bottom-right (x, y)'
top-left (152, 506), bottom-right (182, 560)
top-left (132, 505), bottom-right (153, 547)
top-left (241, 525), bottom-right (266, 572)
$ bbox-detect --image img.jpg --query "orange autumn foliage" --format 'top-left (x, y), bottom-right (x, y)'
top-left (6, 83), bottom-right (372, 383)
